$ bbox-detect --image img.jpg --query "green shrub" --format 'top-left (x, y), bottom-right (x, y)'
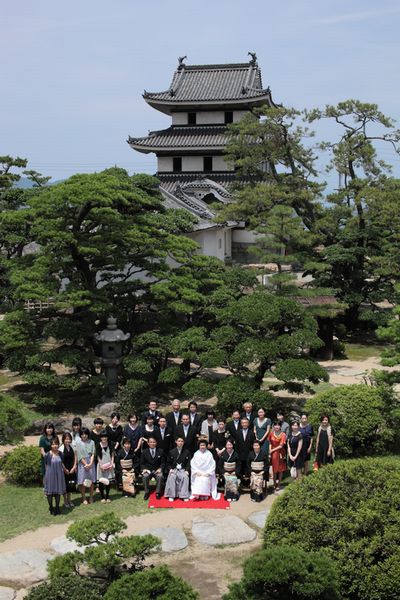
top-left (25, 575), bottom-right (101, 599)
top-left (223, 545), bottom-right (339, 600)
top-left (304, 384), bottom-right (399, 456)
top-left (1, 445), bottom-right (41, 484)
top-left (117, 379), bottom-right (149, 417)
top-left (264, 457), bottom-right (400, 600)
top-left (215, 376), bottom-right (274, 415)
top-left (104, 566), bottom-right (199, 600)
top-left (0, 394), bottom-right (28, 444)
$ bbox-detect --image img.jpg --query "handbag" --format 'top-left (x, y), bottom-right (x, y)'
top-left (99, 476), bottom-right (110, 486)
top-left (290, 466), bottom-right (297, 478)
top-left (313, 461), bottom-right (319, 472)
top-left (101, 462), bottom-right (112, 470)
top-left (83, 478), bottom-right (92, 488)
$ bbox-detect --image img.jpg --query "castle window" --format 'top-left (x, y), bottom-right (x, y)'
top-left (188, 112), bottom-right (197, 125)
top-left (224, 111), bottom-right (233, 124)
top-left (203, 156), bottom-right (213, 171)
top-left (173, 157), bottom-right (182, 172)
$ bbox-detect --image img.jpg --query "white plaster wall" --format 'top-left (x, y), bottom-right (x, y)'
top-left (233, 110), bottom-right (247, 122)
top-left (190, 229), bottom-right (225, 261)
top-left (232, 229), bottom-right (262, 243)
top-left (213, 155), bottom-right (232, 171)
top-left (157, 156), bottom-right (173, 172)
top-left (172, 113), bottom-right (187, 125)
top-left (182, 156), bottom-right (203, 171)
top-left (197, 111), bottom-right (224, 124)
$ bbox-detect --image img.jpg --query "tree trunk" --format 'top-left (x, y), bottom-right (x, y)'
top-left (315, 317), bottom-right (334, 360)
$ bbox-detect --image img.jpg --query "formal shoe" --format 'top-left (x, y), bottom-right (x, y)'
top-left (183, 498), bottom-right (189, 502)
top-left (143, 493), bottom-right (150, 501)
top-left (169, 497), bottom-right (174, 502)
top-left (54, 507), bottom-right (61, 515)
top-left (101, 499), bottom-right (106, 504)
top-left (48, 506), bottom-right (54, 515)
top-left (156, 493), bottom-right (162, 500)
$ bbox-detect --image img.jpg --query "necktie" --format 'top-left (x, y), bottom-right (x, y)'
top-left (175, 412), bottom-right (179, 424)
top-left (161, 429), bottom-right (164, 439)
top-left (243, 430), bottom-right (247, 439)
top-left (151, 449), bottom-right (155, 458)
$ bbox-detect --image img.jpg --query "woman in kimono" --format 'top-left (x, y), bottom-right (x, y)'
top-left (115, 437), bottom-right (138, 497)
top-left (218, 438), bottom-right (240, 502)
top-left (190, 440), bottom-right (219, 500)
top-left (315, 415), bottom-right (334, 467)
top-left (247, 440), bottom-right (268, 502)
top-left (96, 431), bottom-right (115, 503)
top-left (268, 422), bottom-right (287, 491)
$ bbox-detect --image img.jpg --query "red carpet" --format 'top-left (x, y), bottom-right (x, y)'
top-left (147, 491), bottom-right (230, 509)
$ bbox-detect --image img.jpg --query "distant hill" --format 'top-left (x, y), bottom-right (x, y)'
top-left (14, 177), bottom-right (64, 189)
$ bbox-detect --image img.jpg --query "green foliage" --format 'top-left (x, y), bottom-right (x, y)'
top-left (223, 546), bottom-right (339, 600)
top-left (0, 394), bottom-right (28, 443)
top-left (67, 512), bottom-right (127, 545)
top-left (264, 456), bottom-right (400, 600)
top-left (117, 379), bottom-right (150, 416)
top-left (215, 376), bottom-right (272, 415)
top-left (304, 384), bottom-right (399, 456)
top-left (48, 513), bottom-right (159, 583)
top-left (181, 377), bottom-right (215, 400)
top-left (1, 445), bottom-right (41, 484)
top-left (25, 575), bottom-right (101, 600)
top-left (104, 565), bottom-right (199, 600)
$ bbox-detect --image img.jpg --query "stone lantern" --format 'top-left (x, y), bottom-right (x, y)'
top-left (95, 316), bottom-right (130, 397)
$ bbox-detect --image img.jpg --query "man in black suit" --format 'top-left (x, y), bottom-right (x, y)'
top-left (166, 399), bottom-right (182, 435)
top-left (227, 409), bottom-right (242, 440)
top-left (141, 400), bottom-right (163, 426)
top-left (164, 436), bottom-right (191, 501)
top-left (235, 418), bottom-right (256, 482)
top-left (188, 401), bottom-right (203, 434)
top-left (155, 416), bottom-right (172, 454)
top-left (241, 402), bottom-right (257, 427)
top-left (174, 413), bottom-right (197, 455)
top-left (140, 437), bottom-right (165, 500)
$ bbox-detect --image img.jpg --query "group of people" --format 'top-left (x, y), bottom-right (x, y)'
top-left (39, 400), bottom-right (335, 514)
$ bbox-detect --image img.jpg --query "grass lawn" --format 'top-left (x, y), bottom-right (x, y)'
top-left (0, 483), bottom-right (149, 542)
top-left (344, 342), bottom-right (388, 361)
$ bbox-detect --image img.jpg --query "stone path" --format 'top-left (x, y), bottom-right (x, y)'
top-left (0, 492), bottom-right (277, 598)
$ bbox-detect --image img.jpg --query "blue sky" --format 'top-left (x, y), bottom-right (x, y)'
top-left (1, 0), bottom-right (399, 181)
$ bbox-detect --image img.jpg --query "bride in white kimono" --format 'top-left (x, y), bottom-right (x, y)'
top-left (190, 441), bottom-right (220, 500)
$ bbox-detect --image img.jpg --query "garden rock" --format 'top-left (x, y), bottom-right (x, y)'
top-left (0, 550), bottom-right (52, 587)
top-left (137, 527), bottom-right (188, 552)
top-left (191, 515), bottom-right (256, 546)
top-left (248, 508), bottom-right (270, 528)
top-left (93, 401), bottom-right (119, 416)
top-left (0, 587), bottom-right (16, 600)
top-left (50, 536), bottom-right (85, 555)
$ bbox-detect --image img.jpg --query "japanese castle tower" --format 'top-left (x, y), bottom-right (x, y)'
top-left (128, 53), bottom-right (275, 262)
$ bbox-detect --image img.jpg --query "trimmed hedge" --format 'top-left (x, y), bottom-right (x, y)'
top-left (223, 545), bottom-right (339, 600)
top-left (1, 445), bottom-right (41, 484)
top-left (25, 575), bottom-right (101, 600)
top-left (264, 457), bottom-right (400, 600)
top-left (0, 394), bottom-right (28, 444)
top-left (304, 384), bottom-right (399, 457)
top-left (104, 566), bottom-right (199, 600)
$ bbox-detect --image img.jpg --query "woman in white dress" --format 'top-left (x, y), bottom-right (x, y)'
top-left (190, 440), bottom-right (220, 500)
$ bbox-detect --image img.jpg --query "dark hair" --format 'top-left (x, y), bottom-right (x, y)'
top-left (72, 417), bottom-right (82, 428)
top-left (50, 436), bottom-right (60, 446)
top-left (253, 440), bottom-right (261, 446)
top-left (148, 400), bottom-right (157, 405)
top-left (43, 422), bottom-right (55, 436)
top-left (276, 412), bottom-right (284, 418)
top-left (217, 416), bottom-right (226, 423)
top-left (128, 413), bottom-right (138, 421)
top-left (147, 436), bottom-right (157, 443)
top-left (81, 427), bottom-right (91, 437)
top-left (198, 440), bottom-right (207, 447)
top-left (175, 436), bottom-right (184, 442)
top-left (320, 414), bottom-right (330, 422)
top-left (122, 437), bottom-right (131, 445)
top-left (94, 417), bottom-right (104, 425)
top-left (62, 431), bottom-right (72, 443)
top-left (225, 437), bottom-right (234, 446)
top-left (232, 409), bottom-right (241, 415)
top-left (110, 412), bottom-right (120, 420)
top-left (301, 412), bottom-right (308, 418)
top-left (97, 433), bottom-right (113, 460)
top-left (181, 412), bottom-right (190, 418)
top-left (291, 421), bottom-right (300, 428)
top-left (146, 414), bottom-right (155, 421)
top-left (273, 421), bottom-right (282, 427)
top-left (206, 410), bottom-right (216, 417)
top-left (189, 401), bottom-right (198, 408)
top-left (240, 417), bottom-right (250, 423)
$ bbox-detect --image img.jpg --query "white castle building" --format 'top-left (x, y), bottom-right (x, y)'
top-left (128, 53), bottom-right (276, 262)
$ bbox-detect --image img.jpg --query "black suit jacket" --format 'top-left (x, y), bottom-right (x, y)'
top-left (155, 426), bottom-right (173, 454)
top-left (166, 448), bottom-right (191, 474)
top-left (141, 409), bottom-right (163, 426)
top-left (235, 429), bottom-right (256, 460)
top-left (140, 447), bottom-right (165, 472)
top-left (188, 413), bottom-right (203, 434)
top-left (174, 424), bottom-right (197, 455)
top-left (166, 411), bottom-right (182, 434)
top-left (240, 411), bottom-right (257, 427)
top-left (227, 420), bottom-right (242, 440)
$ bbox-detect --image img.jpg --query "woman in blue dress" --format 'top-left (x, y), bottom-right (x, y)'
top-left (44, 436), bottom-right (66, 515)
top-left (299, 413), bottom-right (314, 475)
top-left (38, 422), bottom-right (56, 483)
top-left (254, 408), bottom-right (271, 454)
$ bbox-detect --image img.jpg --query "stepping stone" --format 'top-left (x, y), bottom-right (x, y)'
top-left (0, 587), bottom-right (16, 600)
top-left (50, 536), bottom-right (85, 555)
top-left (191, 515), bottom-right (256, 546)
top-left (248, 508), bottom-right (270, 528)
top-left (137, 527), bottom-right (188, 552)
top-left (0, 550), bottom-right (52, 587)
